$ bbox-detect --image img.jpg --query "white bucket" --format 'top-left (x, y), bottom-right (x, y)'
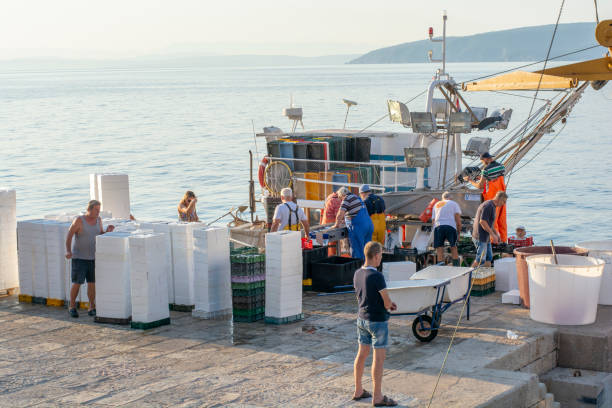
top-left (527, 254), bottom-right (604, 325)
top-left (575, 240), bottom-right (612, 305)
top-left (494, 257), bottom-right (518, 292)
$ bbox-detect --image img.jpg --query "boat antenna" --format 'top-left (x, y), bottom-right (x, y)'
top-left (428, 10), bottom-right (447, 77)
top-left (594, 0), bottom-right (600, 24)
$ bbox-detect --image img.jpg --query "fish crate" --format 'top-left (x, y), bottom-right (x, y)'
top-left (230, 246), bottom-right (260, 256)
top-left (233, 293), bottom-right (265, 309)
top-left (231, 280), bottom-right (265, 291)
top-left (302, 245), bottom-right (329, 280)
top-left (311, 256), bottom-right (362, 292)
top-left (265, 313), bottom-right (305, 325)
top-left (232, 287), bottom-right (265, 297)
top-left (231, 274), bottom-right (265, 283)
top-left (233, 312), bottom-right (264, 323)
top-left (233, 306), bottom-right (265, 317)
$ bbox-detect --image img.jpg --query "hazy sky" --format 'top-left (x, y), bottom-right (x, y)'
top-left (2, 0), bottom-right (610, 59)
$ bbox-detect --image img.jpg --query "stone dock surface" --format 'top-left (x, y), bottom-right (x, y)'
top-left (1, 292), bottom-right (610, 407)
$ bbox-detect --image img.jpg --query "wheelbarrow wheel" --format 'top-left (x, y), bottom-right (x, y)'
top-left (412, 315), bottom-right (438, 342)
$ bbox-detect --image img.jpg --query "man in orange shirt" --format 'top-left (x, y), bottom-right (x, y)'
top-left (464, 152), bottom-right (507, 243)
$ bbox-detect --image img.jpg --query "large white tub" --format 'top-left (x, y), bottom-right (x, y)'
top-left (527, 254), bottom-right (604, 325)
top-left (575, 240), bottom-right (612, 305)
top-left (387, 279), bottom-right (449, 314)
top-left (410, 266), bottom-right (472, 302)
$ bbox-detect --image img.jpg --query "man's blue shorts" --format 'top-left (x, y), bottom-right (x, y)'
top-left (71, 259), bottom-right (95, 284)
top-left (357, 318), bottom-right (389, 349)
top-left (473, 239), bottom-right (493, 264)
top-left (433, 225), bottom-right (457, 248)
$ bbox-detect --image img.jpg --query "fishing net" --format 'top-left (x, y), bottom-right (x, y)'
top-left (264, 161), bottom-right (292, 195)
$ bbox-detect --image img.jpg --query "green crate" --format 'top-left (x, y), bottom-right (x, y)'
top-left (265, 313), bottom-right (304, 325)
top-left (233, 313), bottom-right (264, 323)
top-left (231, 261), bottom-right (265, 277)
top-left (230, 246), bottom-right (260, 256)
top-left (233, 306), bottom-right (265, 316)
top-left (233, 293), bottom-right (265, 307)
top-left (231, 280), bottom-right (265, 291)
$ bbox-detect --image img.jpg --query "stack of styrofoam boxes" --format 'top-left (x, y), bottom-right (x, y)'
top-left (44, 220), bottom-right (70, 306)
top-left (169, 222), bottom-right (207, 310)
top-left (129, 232), bottom-right (170, 329)
top-left (192, 226), bottom-right (232, 319)
top-left (382, 261), bottom-right (416, 282)
top-left (231, 247), bottom-right (266, 322)
top-left (95, 232), bottom-right (132, 323)
top-left (264, 231), bottom-right (303, 324)
top-left (0, 189), bottom-right (18, 294)
top-left (137, 221), bottom-right (174, 306)
top-left (90, 173), bottom-right (131, 220)
top-left (17, 220), bottom-right (49, 304)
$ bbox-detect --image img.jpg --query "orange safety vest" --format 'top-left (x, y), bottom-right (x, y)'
top-left (482, 176), bottom-right (507, 243)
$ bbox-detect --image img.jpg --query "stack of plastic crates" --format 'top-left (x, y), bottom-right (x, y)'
top-left (231, 247), bottom-right (265, 322)
top-left (471, 267), bottom-right (495, 296)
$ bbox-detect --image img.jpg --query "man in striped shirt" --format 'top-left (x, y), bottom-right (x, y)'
top-left (464, 152), bottom-right (508, 242)
top-left (333, 187), bottom-right (374, 260)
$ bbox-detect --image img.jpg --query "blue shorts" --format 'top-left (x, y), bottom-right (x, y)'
top-left (357, 318), bottom-right (389, 349)
top-left (71, 259), bottom-right (95, 284)
top-left (433, 225), bottom-right (457, 248)
top-left (473, 239), bottom-right (493, 264)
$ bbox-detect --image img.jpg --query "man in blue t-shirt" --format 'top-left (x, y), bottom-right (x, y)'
top-left (352, 241), bottom-right (397, 407)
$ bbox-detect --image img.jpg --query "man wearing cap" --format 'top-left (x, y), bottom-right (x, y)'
top-left (359, 185), bottom-right (386, 245)
top-left (464, 152), bottom-right (507, 243)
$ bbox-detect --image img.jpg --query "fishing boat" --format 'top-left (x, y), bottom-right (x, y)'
top-left (235, 12), bottom-right (612, 248)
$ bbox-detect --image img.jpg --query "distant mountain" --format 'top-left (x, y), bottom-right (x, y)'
top-left (0, 54), bottom-right (358, 72)
top-left (349, 23), bottom-right (605, 64)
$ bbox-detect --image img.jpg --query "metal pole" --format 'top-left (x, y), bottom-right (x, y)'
top-left (442, 11), bottom-right (447, 75)
top-left (343, 106), bottom-right (350, 129)
top-left (249, 150), bottom-right (255, 223)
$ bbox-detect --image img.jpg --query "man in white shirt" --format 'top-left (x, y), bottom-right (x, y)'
top-left (432, 191), bottom-right (462, 266)
top-left (270, 188), bottom-right (310, 235)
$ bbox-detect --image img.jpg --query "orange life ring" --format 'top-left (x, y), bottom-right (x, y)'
top-left (258, 157), bottom-right (269, 188)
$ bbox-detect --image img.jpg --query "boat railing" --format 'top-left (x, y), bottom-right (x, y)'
top-left (266, 155), bottom-right (430, 193)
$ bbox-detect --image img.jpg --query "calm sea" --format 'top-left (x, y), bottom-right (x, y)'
top-left (1, 62), bottom-right (610, 245)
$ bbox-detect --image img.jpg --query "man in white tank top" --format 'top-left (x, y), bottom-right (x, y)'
top-left (65, 200), bottom-right (114, 318)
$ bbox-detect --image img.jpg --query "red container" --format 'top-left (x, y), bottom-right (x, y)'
top-left (514, 246), bottom-right (588, 308)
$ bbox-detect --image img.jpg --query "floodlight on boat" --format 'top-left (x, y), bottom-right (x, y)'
top-left (387, 100), bottom-right (410, 126)
top-left (449, 112), bottom-right (472, 133)
top-left (283, 107), bottom-right (303, 121)
top-left (409, 112), bottom-right (436, 134)
top-left (404, 148), bottom-right (431, 168)
top-left (470, 107), bottom-right (488, 122)
top-left (463, 137), bottom-right (491, 157)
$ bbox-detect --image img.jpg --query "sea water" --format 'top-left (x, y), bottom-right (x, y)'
top-left (1, 61), bottom-right (610, 245)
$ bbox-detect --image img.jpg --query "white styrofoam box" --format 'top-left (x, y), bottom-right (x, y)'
top-left (79, 282), bottom-right (89, 306)
top-left (169, 222), bottom-right (204, 306)
top-left (64, 258), bottom-right (73, 303)
top-left (411, 229), bottom-right (433, 252)
top-left (382, 261), bottom-right (416, 282)
top-left (265, 231), bottom-right (302, 318)
top-left (0, 188), bottom-right (18, 290)
top-left (96, 173), bottom-right (130, 220)
top-left (494, 257), bottom-right (518, 292)
top-left (17, 220), bottom-right (49, 298)
top-left (129, 233), bottom-right (170, 323)
top-left (89, 173), bottom-right (100, 200)
top-left (502, 289), bottom-right (521, 305)
top-left (96, 232), bottom-right (132, 319)
top-left (44, 221), bottom-right (70, 300)
top-left (137, 221), bottom-right (174, 304)
top-left (192, 226), bottom-right (231, 317)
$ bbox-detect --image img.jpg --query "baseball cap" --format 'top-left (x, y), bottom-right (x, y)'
top-left (516, 225), bottom-right (526, 231)
top-left (480, 152), bottom-right (493, 159)
top-left (359, 185), bottom-right (371, 193)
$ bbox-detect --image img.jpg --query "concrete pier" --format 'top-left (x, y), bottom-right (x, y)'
top-left (0, 292), bottom-right (610, 407)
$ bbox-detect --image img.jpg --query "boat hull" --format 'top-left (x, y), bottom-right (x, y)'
top-left (382, 188), bottom-right (482, 218)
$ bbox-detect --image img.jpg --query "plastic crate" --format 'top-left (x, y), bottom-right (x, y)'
top-left (233, 312), bottom-right (264, 323)
top-left (231, 280), bottom-right (265, 291)
top-left (233, 306), bottom-right (265, 317)
top-left (232, 287), bottom-right (265, 297)
top-left (230, 246), bottom-right (259, 256)
top-left (302, 245), bottom-right (329, 280)
top-left (233, 294), bottom-right (265, 309)
top-left (311, 256), bottom-right (363, 292)
top-left (231, 274), bottom-right (265, 283)
top-left (231, 261), bottom-right (265, 277)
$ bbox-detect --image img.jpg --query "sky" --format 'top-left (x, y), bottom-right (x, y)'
top-left (1, 0), bottom-right (610, 59)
